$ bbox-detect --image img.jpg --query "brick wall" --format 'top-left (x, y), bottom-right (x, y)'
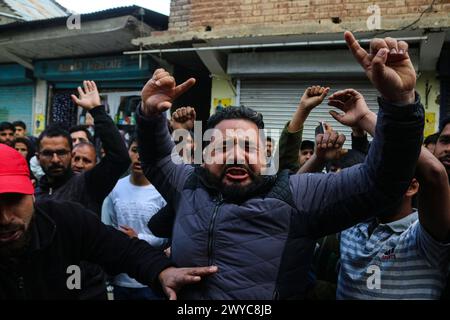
top-left (167, 0), bottom-right (450, 35)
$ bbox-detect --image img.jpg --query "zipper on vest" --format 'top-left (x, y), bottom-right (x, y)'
top-left (17, 275), bottom-right (26, 299)
top-left (207, 195), bottom-right (223, 266)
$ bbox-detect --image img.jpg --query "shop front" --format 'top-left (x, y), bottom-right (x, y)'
top-left (34, 54), bottom-right (159, 136)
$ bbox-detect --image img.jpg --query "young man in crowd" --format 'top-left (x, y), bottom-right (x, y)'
top-left (137, 32), bottom-right (424, 299)
top-left (0, 144), bottom-right (217, 300)
top-left (0, 122), bottom-right (15, 147)
top-left (102, 136), bottom-right (168, 300)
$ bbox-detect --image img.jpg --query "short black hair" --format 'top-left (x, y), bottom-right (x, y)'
top-left (128, 133), bottom-right (138, 149)
top-left (439, 116), bottom-right (450, 136)
top-left (37, 125), bottom-right (73, 151)
top-left (12, 120), bottom-right (26, 130)
top-left (424, 132), bottom-right (439, 145)
top-left (300, 140), bottom-right (315, 151)
top-left (207, 106), bottom-right (264, 130)
top-left (0, 121), bottom-right (14, 132)
top-left (13, 137), bottom-right (33, 161)
top-left (69, 125), bottom-right (94, 144)
top-left (266, 136), bottom-right (274, 144)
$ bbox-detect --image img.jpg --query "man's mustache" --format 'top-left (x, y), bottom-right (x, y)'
top-left (48, 164), bottom-right (65, 170)
top-left (0, 223), bottom-right (24, 234)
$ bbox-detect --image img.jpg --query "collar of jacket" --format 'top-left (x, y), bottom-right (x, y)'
top-left (38, 169), bottom-right (74, 192)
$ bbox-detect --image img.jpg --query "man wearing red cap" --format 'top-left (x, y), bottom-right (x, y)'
top-left (0, 144), bottom-right (217, 299)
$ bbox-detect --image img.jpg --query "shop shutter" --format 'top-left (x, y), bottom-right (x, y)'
top-left (239, 78), bottom-right (380, 147)
top-left (0, 84), bottom-right (34, 130)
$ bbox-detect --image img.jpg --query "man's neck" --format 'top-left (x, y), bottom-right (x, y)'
top-left (378, 201), bottom-right (414, 224)
top-left (46, 169), bottom-right (72, 187)
top-left (130, 173), bottom-right (150, 186)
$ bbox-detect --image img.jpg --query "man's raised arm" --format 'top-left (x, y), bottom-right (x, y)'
top-left (289, 32), bottom-right (424, 238)
top-left (71, 81), bottom-right (130, 206)
top-left (136, 69), bottom-right (196, 203)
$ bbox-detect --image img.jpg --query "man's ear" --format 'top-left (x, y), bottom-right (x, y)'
top-left (405, 178), bottom-right (420, 197)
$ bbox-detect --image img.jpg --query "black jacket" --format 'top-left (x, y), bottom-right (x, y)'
top-left (35, 105), bottom-right (130, 216)
top-left (0, 200), bottom-right (173, 300)
top-left (34, 105), bottom-right (130, 299)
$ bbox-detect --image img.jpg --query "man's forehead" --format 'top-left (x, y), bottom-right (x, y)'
top-left (73, 144), bottom-right (95, 154)
top-left (441, 123), bottom-right (450, 136)
top-left (214, 119), bottom-right (259, 131)
top-left (71, 131), bottom-right (88, 138)
top-left (41, 136), bottom-right (70, 148)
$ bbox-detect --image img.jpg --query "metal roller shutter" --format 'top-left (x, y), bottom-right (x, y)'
top-left (0, 84), bottom-right (34, 130)
top-left (240, 78), bottom-right (379, 148)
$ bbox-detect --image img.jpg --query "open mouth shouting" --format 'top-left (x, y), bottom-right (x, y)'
top-left (224, 166), bottom-right (250, 182)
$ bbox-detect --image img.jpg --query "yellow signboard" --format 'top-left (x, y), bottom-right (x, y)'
top-left (424, 112), bottom-right (436, 137)
top-left (211, 98), bottom-right (232, 115)
top-left (34, 113), bottom-right (45, 135)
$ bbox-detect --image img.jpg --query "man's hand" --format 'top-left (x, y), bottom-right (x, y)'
top-left (120, 225), bottom-right (138, 238)
top-left (141, 68), bottom-right (196, 116)
top-left (158, 266), bottom-right (218, 300)
top-left (315, 123), bottom-right (347, 161)
top-left (328, 89), bottom-right (376, 136)
top-left (71, 80), bottom-right (101, 110)
top-left (288, 86), bottom-right (329, 133)
top-left (171, 106), bottom-right (196, 131)
top-left (345, 31), bottom-right (416, 105)
top-left (299, 86), bottom-right (330, 111)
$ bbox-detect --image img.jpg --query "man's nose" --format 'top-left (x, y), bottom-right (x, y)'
top-left (0, 210), bottom-right (13, 224)
top-left (51, 153), bottom-right (61, 162)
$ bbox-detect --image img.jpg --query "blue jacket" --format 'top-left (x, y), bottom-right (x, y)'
top-left (136, 95), bottom-right (424, 299)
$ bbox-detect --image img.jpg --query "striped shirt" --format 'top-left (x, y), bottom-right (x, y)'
top-left (337, 211), bottom-right (450, 300)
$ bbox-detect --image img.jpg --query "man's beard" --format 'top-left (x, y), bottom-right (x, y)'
top-left (199, 164), bottom-right (276, 203)
top-left (0, 223), bottom-right (31, 258)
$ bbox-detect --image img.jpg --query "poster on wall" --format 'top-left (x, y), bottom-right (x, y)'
top-left (210, 98), bottom-right (232, 116)
top-left (424, 112), bottom-right (436, 137)
top-left (34, 114), bottom-right (45, 135)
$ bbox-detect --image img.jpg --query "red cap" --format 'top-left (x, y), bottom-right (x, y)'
top-left (0, 144), bottom-right (34, 195)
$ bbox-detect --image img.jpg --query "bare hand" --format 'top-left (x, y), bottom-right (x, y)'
top-left (120, 225), bottom-right (138, 238)
top-left (141, 68), bottom-right (196, 116)
top-left (328, 89), bottom-right (370, 127)
top-left (315, 123), bottom-right (347, 161)
top-left (158, 266), bottom-right (218, 300)
top-left (345, 31), bottom-right (416, 104)
top-left (299, 86), bottom-right (330, 111)
top-left (171, 106), bottom-right (196, 131)
top-left (71, 80), bottom-right (101, 110)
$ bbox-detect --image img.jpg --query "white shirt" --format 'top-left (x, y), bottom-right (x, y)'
top-left (102, 175), bottom-right (167, 288)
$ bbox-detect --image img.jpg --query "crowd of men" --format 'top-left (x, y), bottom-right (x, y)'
top-left (0, 31), bottom-right (449, 300)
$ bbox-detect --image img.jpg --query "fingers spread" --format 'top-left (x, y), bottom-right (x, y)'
top-left (71, 94), bottom-right (81, 105)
